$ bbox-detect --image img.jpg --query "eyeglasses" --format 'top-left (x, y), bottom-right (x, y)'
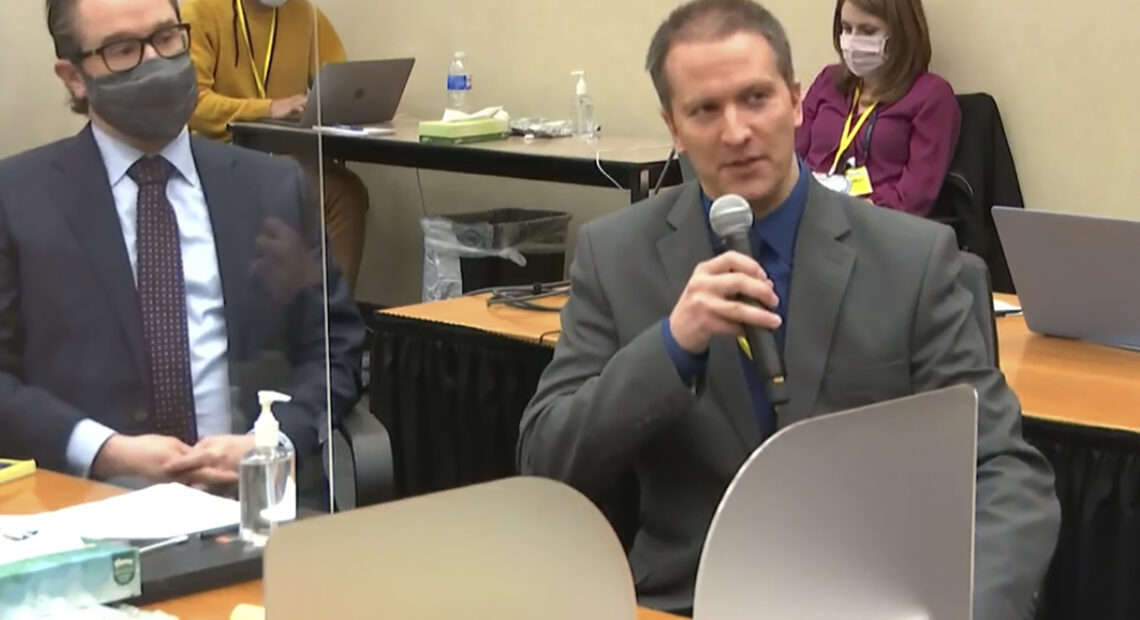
top-left (76, 24), bottom-right (191, 74)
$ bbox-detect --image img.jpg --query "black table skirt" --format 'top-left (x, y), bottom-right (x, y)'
top-left (370, 314), bottom-right (552, 496)
top-left (1023, 419), bottom-right (1140, 620)
top-left (371, 316), bottom-right (1139, 620)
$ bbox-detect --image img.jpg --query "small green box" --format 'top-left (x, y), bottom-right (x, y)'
top-left (0, 542), bottom-right (141, 618)
top-left (418, 118), bottom-right (510, 145)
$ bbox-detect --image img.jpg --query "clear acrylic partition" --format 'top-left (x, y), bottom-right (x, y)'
top-left (176, 0), bottom-right (349, 518)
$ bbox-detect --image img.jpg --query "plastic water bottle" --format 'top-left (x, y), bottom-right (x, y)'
top-left (447, 51), bottom-right (471, 112)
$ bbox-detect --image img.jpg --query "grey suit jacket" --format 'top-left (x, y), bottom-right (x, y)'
top-left (518, 179), bottom-right (1060, 617)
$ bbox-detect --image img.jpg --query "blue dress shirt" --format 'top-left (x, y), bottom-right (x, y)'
top-left (66, 125), bottom-right (232, 476)
top-left (663, 160), bottom-right (809, 437)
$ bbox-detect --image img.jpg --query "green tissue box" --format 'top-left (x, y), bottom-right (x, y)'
top-left (418, 118), bottom-right (510, 145)
top-left (0, 542), bottom-right (141, 618)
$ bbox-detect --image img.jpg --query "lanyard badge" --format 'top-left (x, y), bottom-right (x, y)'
top-left (235, 0), bottom-right (278, 99)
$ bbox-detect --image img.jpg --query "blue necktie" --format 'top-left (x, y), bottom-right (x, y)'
top-left (741, 238), bottom-right (782, 440)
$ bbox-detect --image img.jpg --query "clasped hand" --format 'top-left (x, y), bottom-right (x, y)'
top-left (93, 433), bottom-right (256, 492)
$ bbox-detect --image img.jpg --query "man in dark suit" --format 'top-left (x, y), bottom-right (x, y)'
top-left (0, 0), bottom-right (362, 500)
top-left (517, 0), bottom-right (1060, 617)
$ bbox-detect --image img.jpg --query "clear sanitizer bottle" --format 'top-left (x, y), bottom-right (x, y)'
top-left (239, 390), bottom-right (297, 547)
top-left (571, 70), bottom-right (596, 141)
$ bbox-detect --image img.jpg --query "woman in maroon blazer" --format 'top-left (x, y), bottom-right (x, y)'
top-left (796, 0), bottom-right (960, 217)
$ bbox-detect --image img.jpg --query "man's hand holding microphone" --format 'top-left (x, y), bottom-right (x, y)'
top-left (668, 194), bottom-right (790, 411)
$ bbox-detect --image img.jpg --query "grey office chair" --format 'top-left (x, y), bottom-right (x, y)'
top-left (956, 251), bottom-right (998, 367)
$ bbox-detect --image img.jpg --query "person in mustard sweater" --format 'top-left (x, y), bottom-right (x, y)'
top-left (181, 0), bottom-right (369, 291)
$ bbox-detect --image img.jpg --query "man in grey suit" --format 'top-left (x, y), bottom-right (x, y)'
top-left (0, 0), bottom-right (362, 505)
top-left (517, 0), bottom-right (1060, 616)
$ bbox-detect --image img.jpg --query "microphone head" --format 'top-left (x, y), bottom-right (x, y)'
top-left (709, 194), bottom-right (754, 238)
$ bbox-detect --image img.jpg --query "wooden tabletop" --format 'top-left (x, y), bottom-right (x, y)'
top-left (383, 293), bottom-right (1140, 433)
top-left (994, 295), bottom-right (1140, 433)
top-left (1, 472), bottom-right (682, 620)
top-left (383, 293), bottom-right (562, 344)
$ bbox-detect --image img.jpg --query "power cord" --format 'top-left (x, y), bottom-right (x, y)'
top-left (652, 147), bottom-right (677, 196)
top-left (596, 146), bottom-right (679, 196)
top-left (465, 280), bottom-right (570, 312)
top-left (538, 329), bottom-right (562, 344)
top-left (415, 168), bottom-right (427, 216)
top-left (595, 149), bottom-right (623, 190)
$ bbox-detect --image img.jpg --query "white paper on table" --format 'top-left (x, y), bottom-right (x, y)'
top-left (0, 528), bottom-right (87, 564)
top-left (0, 483), bottom-right (239, 541)
top-left (993, 299), bottom-right (1022, 315)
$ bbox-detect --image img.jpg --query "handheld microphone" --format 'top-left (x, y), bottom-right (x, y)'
top-left (708, 194), bottom-right (790, 416)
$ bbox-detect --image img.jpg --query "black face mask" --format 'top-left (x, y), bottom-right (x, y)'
top-left (82, 54), bottom-right (198, 144)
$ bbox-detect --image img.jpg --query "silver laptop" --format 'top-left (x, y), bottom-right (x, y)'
top-left (265, 57), bottom-right (414, 130)
top-left (264, 477), bottom-right (636, 619)
top-left (993, 206), bottom-right (1140, 350)
top-left (695, 385), bottom-right (978, 620)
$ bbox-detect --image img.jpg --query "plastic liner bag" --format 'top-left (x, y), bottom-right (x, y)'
top-left (421, 209), bottom-right (571, 301)
top-left (508, 117), bottom-right (575, 138)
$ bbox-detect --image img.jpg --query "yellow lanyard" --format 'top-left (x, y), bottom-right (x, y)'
top-left (829, 85), bottom-right (877, 175)
top-left (235, 1), bottom-right (278, 99)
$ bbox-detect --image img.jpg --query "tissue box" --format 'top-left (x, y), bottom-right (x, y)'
top-left (418, 118), bottom-right (510, 145)
top-left (0, 542), bottom-right (141, 618)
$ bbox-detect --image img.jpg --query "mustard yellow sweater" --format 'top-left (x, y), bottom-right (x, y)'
top-left (181, 0), bottom-right (346, 140)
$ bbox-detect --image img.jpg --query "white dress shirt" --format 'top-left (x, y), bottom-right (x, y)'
top-left (65, 124), bottom-right (232, 476)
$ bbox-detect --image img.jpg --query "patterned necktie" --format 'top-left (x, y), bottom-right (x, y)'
top-left (128, 157), bottom-right (197, 444)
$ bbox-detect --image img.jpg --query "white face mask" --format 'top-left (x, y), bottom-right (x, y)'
top-left (840, 33), bottom-right (888, 77)
top-left (259, 0), bottom-right (289, 6)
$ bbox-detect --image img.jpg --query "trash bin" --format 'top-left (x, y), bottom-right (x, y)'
top-left (420, 208), bottom-right (572, 301)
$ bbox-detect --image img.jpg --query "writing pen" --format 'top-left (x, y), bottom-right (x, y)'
top-left (139, 534), bottom-right (189, 555)
top-left (136, 524), bottom-right (240, 555)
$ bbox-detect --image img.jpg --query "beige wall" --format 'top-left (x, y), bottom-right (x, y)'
top-left (4, 0), bottom-right (1140, 306)
top-left (0, 2), bottom-right (85, 154)
top-left (321, 0), bottom-right (1140, 305)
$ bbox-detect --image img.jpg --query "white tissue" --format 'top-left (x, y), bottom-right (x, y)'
top-left (440, 106), bottom-right (510, 123)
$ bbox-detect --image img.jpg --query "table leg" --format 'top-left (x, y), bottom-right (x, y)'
top-left (629, 168), bottom-right (651, 203)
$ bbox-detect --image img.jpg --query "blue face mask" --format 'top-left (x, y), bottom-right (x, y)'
top-left (82, 54), bottom-right (198, 144)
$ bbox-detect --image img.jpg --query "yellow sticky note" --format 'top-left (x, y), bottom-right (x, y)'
top-left (845, 166), bottom-right (874, 197)
top-left (0, 459), bottom-right (35, 485)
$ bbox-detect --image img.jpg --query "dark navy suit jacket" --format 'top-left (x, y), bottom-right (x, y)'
top-left (0, 125), bottom-right (363, 475)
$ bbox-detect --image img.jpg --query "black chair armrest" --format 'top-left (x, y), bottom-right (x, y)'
top-left (331, 401), bottom-right (396, 509)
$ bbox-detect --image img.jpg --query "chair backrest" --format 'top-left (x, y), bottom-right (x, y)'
top-left (932, 170), bottom-right (985, 252)
top-left (944, 93), bottom-right (1023, 293)
top-left (930, 96), bottom-right (985, 252)
top-left (957, 250), bottom-right (998, 367)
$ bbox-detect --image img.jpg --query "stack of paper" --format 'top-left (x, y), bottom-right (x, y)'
top-left (0, 483), bottom-right (239, 541)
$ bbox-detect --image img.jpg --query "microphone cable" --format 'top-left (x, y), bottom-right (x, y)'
top-left (464, 280), bottom-right (571, 312)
